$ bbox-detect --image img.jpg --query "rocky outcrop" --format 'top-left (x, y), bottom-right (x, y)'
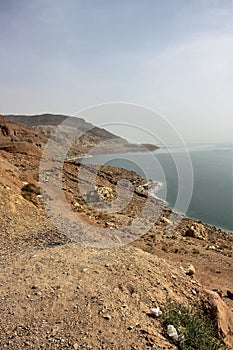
top-left (185, 223), bottom-right (208, 240)
top-left (0, 117), bottom-right (11, 136)
top-left (0, 141), bottom-right (42, 157)
top-left (0, 116), bottom-right (47, 148)
top-left (205, 290), bottom-right (233, 349)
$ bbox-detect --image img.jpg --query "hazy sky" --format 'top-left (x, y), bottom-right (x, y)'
top-left (0, 0), bottom-right (232, 144)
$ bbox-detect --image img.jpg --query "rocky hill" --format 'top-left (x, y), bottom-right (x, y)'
top-left (0, 116), bottom-right (232, 349)
top-left (6, 114), bottom-right (158, 156)
top-left (0, 115), bottom-right (47, 149)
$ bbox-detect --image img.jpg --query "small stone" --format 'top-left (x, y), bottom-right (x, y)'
top-left (161, 217), bottom-right (173, 225)
top-left (181, 263), bottom-right (195, 276)
top-left (52, 328), bottom-right (58, 336)
top-left (151, 307), bottom-right (162, 317)
top-left (167, 325), bottom-right (179, 342)
top-left (73, 343), bottom-right (79, 350)
top-left (103, 314), bottom-right (111, 320)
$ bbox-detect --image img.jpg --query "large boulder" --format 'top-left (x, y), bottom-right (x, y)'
top-left (185, 223), bottom-right (208, 240)
top-left (205, 290), bottom-right (233, 349)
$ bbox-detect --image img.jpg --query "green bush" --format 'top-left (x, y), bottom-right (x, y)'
top-left (161, 300), bottom-right (225, 350)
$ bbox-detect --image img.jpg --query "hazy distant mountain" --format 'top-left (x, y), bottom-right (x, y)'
top-left (6, 114), bottom-right (158, 155)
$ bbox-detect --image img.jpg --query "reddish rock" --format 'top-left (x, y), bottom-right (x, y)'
top-left (205, 290), bottom-right (233, 349)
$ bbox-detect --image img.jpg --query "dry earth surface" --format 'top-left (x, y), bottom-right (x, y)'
top-left (0, 116), bottom-right (232, 349)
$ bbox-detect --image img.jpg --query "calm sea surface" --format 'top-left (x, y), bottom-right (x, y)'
top-left (83, 144), bottom-right (233, 233)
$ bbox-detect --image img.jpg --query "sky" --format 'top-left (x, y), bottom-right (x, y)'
top-left (0, 0), bottom-right (232, 144)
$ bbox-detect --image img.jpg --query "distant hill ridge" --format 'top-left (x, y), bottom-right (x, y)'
top-left (7, 113), bottom-right (89, 127)
top-left (6, 113), bottom-right (119, 140)
top-left (5, 114), bottom-right (158, 154)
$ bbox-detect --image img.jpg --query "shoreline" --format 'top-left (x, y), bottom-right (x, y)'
top-left (64, 158), bottom-right (232, 244)
top-left (73, 152), bottom-right (233, 236)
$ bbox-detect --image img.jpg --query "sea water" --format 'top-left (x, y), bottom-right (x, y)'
top-left (83, 144), bottom-right (233, 233)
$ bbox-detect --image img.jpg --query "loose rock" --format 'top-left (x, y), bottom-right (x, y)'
top-left (151, 307), bottom-right (162, 317)
top-left (167, 325), bottom-right (179, 342)
top-left (181, 263), bottom-right (195, 276)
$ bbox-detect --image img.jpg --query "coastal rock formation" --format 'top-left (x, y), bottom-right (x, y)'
top-left (185, 223), bottom-right (208, 240)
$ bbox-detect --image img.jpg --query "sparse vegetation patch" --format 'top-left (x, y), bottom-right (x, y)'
top-left (161, 300), bottom-right (225, 350)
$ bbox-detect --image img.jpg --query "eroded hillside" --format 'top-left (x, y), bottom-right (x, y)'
top-left (0, 116), bottom-right (232, 349)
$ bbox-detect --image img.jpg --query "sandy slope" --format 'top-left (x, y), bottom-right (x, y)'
top-left (0, 116), bottom-right (233, 349)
